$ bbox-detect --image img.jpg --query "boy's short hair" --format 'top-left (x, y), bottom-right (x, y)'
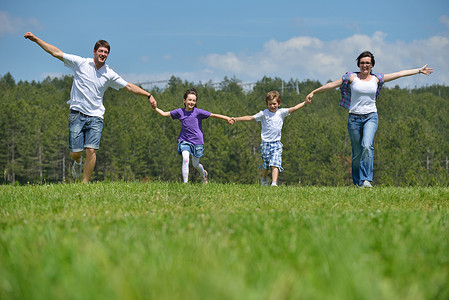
top-left (265, 90), bottom-right (281, 105)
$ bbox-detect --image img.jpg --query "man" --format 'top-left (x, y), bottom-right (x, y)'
top-left (24, 32), bottom-right (157, 183)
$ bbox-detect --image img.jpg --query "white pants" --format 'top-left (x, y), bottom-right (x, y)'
top-left (182, 150), bottom-right (206, 183)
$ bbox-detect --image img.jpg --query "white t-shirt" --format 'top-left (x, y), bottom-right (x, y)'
top-left (349, 76), bottom-right (378, 115)
top-left (253, 108), bottom-right (290, 143)
top-left (63, 53), bottom-right (128, 118)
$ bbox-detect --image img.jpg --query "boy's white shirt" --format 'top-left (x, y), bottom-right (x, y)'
top-left (253, 108), bottom-right (290, 142)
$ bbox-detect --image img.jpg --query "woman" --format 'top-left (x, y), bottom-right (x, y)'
top-left (306, 51), bottom-right (433, 187)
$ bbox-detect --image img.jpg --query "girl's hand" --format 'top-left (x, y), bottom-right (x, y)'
top-left (149, 95), bottom-right (157, 109)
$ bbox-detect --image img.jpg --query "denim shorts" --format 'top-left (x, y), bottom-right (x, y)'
top-left (260, 141), bottom-right (284, 172)
top-left (177, 141), bottom-right (204, 158)
top-left (68, 111), bottom-right (104, 152)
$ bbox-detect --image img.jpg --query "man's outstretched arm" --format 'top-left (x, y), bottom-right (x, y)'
top-left (24, 32), bottom-right (64, 61)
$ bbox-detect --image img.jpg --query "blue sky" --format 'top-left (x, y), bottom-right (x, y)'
top-left (1, 0), bottom-right (448, 89)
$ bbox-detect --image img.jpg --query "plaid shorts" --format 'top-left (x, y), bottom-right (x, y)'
top-left (260, 141), bottom-right (284, 172)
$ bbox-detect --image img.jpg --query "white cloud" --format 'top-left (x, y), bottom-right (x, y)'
top-left (0, 11), bottom-right (41, 37)
top-left (439, 15), bottom-right (449, 27)
top-left (200, 32), bottom-right (448, 88)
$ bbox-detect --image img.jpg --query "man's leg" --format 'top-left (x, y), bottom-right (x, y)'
top-left (70, 151), bottom-right (83, 179)
top-left (70, 151), bottom-right (82, 163)
top-left (83, 148), bottom-right (96, 183)
top-left (82, 116), bottom-right (103, 183)
top-left (68, 112), bottom-right (85, 180)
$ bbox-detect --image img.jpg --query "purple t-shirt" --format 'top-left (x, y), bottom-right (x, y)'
top-left (170, 108), bottom-right (211, 145)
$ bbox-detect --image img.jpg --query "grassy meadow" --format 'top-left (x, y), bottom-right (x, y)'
top-left (1, 182), bottom-right (448, 300)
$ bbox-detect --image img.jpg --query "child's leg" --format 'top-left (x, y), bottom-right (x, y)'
top-left (260, 168), bottom-right (269, 185)
top-left (191, 156), bottom-right (206, 177)
top-left (271, 167), bottom-right (279, 185)
top-left (181, 150), bottom-right (190, 183)
top-left (261, 168), bottom-right (268, 180)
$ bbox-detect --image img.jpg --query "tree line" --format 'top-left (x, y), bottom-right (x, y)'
top-left (1, 72), bottom-right (448, 186)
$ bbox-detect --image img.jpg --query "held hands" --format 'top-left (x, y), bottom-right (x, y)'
top-left (227, 117), bottom-right (235, 125)
top-left (148, 95), bottom-right (157, 109)
top-left (305, 92), bottom-right (314, 103)
top-left (419, 64), bottom-right (433, 76)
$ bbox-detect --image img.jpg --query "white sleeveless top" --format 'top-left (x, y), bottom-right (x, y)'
top-left (349, 76), bottom-right (378, 115)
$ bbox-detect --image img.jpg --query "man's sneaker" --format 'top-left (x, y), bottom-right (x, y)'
top-left (271, 182), bottom-right (278, 187)
top-left (260, 178), bottom-right (268, 186)
top-left (71, 157), bottom-right (83, 178)
top-left (362, 180), bottom-right (373, 188)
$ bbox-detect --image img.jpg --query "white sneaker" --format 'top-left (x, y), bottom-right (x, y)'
top-left (271, 182), bottom-right (278, 187)
top-left (202, 170), bottom-right (208, 184)
top-left (260, 178), bottom-right (268, 186)
top-left (362, 180), bottom-right (373, 188)
top-left (71, 156), bottom-right (83, 178)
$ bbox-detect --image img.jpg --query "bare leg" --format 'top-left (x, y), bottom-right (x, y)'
top-left (83, 148), bottom-right (96, 183)
top-left (261, 168), bottom-right (268, 180)
top-left (70, 151), bottom-right (82, 163)
top-left (271, 167), bottom-right (279, 184)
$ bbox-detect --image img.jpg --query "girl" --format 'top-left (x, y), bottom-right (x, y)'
top-left (154, 88), bottom-right (233, 183)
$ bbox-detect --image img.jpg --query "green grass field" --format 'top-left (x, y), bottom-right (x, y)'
top-left (1, 182), bottom-right (448, 300)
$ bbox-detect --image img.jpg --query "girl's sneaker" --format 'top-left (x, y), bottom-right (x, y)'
top-left (260, 178), bottom-right (268, 186)
top-left (202, 170), bottom-right (208, 184)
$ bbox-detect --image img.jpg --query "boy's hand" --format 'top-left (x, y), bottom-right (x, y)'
top-left (305, 92), bottom-right (314, 103)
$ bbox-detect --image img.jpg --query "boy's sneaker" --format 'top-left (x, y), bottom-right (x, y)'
top-left (361, 180), bottom-right (373, 188)
top-left (260, 178), bottom-right (268, 186)
top-left (271, 182), bottom-right (278, 187)
top-left (71, 156), bottom-right (83, 178)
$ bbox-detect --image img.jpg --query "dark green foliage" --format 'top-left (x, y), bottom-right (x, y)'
top-left (1, 73), bottom-right (448, 186)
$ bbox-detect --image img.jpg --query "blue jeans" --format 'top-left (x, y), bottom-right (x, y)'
top-left (68, 111), bottom-right (104, 152)
top-left (347, 112), bottom-right (378, 186)
top-left (177, 141), bottom-right (204, 158)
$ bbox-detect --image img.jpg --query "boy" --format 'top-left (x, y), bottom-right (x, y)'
top-left (233, 91), bottom-right (309, 186)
